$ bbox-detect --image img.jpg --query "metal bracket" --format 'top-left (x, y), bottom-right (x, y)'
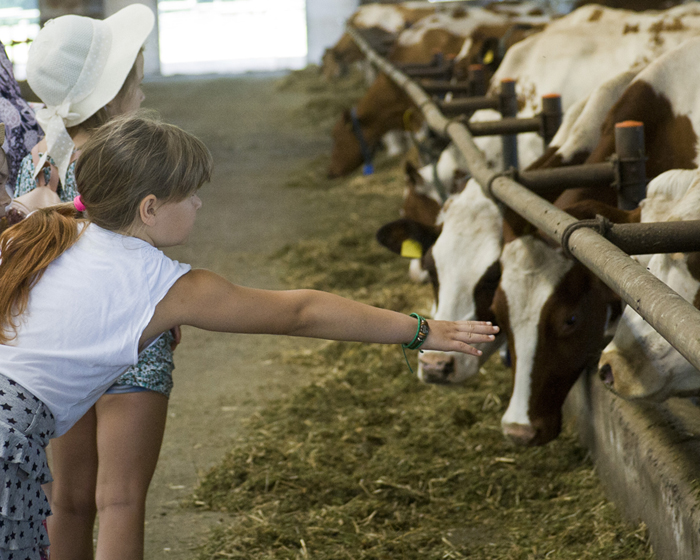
top-left (561, 215), bottom-right (613, 260)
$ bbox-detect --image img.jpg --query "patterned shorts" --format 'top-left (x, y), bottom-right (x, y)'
top-left (109, 331), bottom-right (175, 397)
top-left (0, 373), bottom-right (55, 560)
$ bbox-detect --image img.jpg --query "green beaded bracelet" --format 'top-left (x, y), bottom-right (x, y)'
top-left (402, 313), bottom-right (430, 350)
top-left (401, 313), bottom-right (430, 374)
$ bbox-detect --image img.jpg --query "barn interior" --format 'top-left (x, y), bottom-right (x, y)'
top-left (1, 1), bottom-right (700, 559)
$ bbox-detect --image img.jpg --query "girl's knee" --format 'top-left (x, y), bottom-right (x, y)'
top-left (95, 481), bottom-right (149, 513)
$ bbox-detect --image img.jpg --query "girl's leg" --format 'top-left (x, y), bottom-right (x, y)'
top-left (93, 390), bottom-right (168, 560)
top-left (46, 406), bottom-right (99, 560)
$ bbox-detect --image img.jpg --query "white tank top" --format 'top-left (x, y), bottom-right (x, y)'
top-left (0, 223), bottom-right (191, 435)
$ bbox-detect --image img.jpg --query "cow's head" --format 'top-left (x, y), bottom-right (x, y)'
top-left (328, 109), bottom-right (369, 179)
top-left (417, 179), bottom-right (505, 383)
top-left (454, 22), bottom-right (545, 81)
top-left (328, 74), bottom-right (411, 179)
top-left (599, 252), bottom-right (700, 401)
top-left (402, 161), bottom-right (443, 227)
top-left (321, 48), bottom-right (345, 81)
top-left (493, 234), bottom-right (617, 446)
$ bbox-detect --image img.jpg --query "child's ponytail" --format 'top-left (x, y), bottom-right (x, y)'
top-left (0, 204), bottom-right (83, 344)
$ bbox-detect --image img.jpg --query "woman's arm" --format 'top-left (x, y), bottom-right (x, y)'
top-left (142, 269), bottom-right (498, 354)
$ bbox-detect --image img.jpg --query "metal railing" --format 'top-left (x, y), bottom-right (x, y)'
top-left (346, 24), bottom-right (700, 373)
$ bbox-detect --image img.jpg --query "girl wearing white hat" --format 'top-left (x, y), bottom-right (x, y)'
top-left (10, 5), bottom-right (173, 560)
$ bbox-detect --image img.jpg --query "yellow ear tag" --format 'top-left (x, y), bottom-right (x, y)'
top-left (401, 239), bottom-right (423, 259)
top-left (483, 50), bottom-right (494, 65)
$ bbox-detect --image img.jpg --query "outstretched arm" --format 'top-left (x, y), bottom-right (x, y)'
top-left (142, 269), bottom-right (498, 354)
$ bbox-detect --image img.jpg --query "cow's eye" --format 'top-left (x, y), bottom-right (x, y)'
top-left (565, 314), bottom-right (577, 326)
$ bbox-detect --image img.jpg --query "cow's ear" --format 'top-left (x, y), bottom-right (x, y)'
top-left (451, 169), bottom-right (469, 194)
top-left (564, 200), bottom-right (640, 224)
top-left (376, 218), bottom-right (441, 256)
top-left (405, 160), bottom-right (424, 189)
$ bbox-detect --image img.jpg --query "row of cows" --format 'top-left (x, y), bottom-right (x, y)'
top-left (324, 1), bottom-right (700, 446)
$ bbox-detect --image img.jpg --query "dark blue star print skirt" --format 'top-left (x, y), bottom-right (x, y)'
top-left (0, 373), bottom-right (54, 560)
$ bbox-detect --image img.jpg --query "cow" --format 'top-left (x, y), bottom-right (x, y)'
top-left (470, 3), bottom-right (700, 173)
top-left (598, 169), bottom-right (700, 401)
top-left (321, 3), bottom-right (437, 81)
top-left (327, 5), bottom-right (549, 178)
top-left (375, 7), bottom-right (700, 398)
top-left (492, 34), bottom-right (700, 446)
top-left (385, 2), bottom-right (700, 241)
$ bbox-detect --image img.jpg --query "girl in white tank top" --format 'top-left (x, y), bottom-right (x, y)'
top-left (0, 114), bottom-right (498, 559)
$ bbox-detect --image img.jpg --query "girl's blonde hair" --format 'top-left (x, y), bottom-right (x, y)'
top-left (0, 113), bottom-right (213, 344)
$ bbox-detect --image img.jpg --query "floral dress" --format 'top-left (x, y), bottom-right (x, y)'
top-left (0, 41), bottom-right (43, 189)
top-left (14, 153), bottom-right (176, 396)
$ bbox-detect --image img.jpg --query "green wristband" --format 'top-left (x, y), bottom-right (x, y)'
top-left (402, 313), bottom-right (429, 350)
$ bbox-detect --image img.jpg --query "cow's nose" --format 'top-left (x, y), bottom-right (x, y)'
top-left (418, 353), bottom-right (455, 384)
top-left (502, 422), bottom-right (537, 446)
top-left (599, 363), bottom-right (614, 388)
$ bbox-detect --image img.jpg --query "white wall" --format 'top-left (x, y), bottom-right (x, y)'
top-left (305, 0), bottom-right (359, 65)
top-left (104, 0), bottom-right (160, 76)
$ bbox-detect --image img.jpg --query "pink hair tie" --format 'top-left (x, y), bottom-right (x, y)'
top-left (73, 195), bottom-right (86, 212)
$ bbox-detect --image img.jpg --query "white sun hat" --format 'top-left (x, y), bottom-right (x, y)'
top-left (26, 4), bottom-right (154, 186)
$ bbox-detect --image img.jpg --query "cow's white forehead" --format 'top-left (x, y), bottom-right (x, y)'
top-left (397, 8), bottom-right (506, 47)
top-left (432, 179), bottom-right (502, 322)
top-left (500, 236), bottom-right (573, 427)
top-left (500, 236), bottom-right (573, 321)
top-left (354, 5), bottom-right (410, 34)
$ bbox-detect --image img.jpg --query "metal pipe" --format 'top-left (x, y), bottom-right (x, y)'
top-left (400, 66), bottom-right (453, 79)
top-left (541, 94), bottom-right (562, 147)
top-left (614, 121), bottom-right (647, 210)
top-left (345, 24), bottom-right (700, 373)
top-left (420, 80), bottom-right (473, 94)
top-left (469, 64), bottom-right (487, 97)
top-left (606, 221), bottom-right (700, 255)
top-left (516, 162), bottom-right (615, 194)
top-left (439, 96), bottom-right (499, 115)
top-left (468, 116), bottom-right (541, 137)
top-left (499, 79), bottom-right (519, 170)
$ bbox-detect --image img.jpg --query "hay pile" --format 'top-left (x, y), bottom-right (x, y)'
top-left (191, 148), bottom-right (653, 559)
top-left (276, 65), bottom-right (368, 131)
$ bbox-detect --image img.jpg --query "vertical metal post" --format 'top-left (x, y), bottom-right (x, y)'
top-left (614, 121), bottom-right (647, 210)
top-left (499, 79), bottom-right (518, 171)
top-left (468, 64), bottom-right (487, 97)
top-left (541, 94), bottom-right (562, 148)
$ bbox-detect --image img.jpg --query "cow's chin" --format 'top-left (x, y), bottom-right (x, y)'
top-left (502, 413), bottom-right (562, 447)
top-left (417, 337), bottom-right (503, 385)
top-left (598, 351), bottom-right (669, 402)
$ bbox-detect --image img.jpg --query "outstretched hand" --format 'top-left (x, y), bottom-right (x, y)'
top-left (420, 320), bottom-right (499, 356)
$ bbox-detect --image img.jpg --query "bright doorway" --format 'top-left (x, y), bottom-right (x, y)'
top-left (158, 0), bottom-right (308, 76)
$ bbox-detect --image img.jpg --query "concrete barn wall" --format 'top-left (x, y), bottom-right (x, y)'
top-left (565, 371), bottom-right (700, 560)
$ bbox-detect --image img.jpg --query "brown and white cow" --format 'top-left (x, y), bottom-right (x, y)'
top-left (599, 169), bottom-right (700, 401)
top-left (321, 3), bottom-right (437, 81)
top-left (470, 3), bottom-right (700, 173)
top-left (391, 2), bottom-right (700, 237)
top-left (376, 177), bottom-right (505, 382)
top-left (327, 5), bottom-right (549, 178)
top-left (493, 34), bottom-right (700, 446)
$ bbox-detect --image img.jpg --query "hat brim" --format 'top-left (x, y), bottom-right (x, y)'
top-left (69, 4), bottom-right (154, 126)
